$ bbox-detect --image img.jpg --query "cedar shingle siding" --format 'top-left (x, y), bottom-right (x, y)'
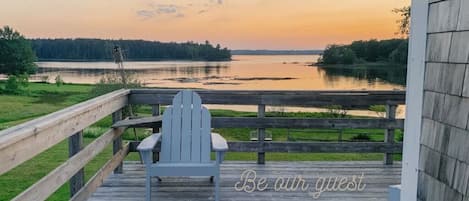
top-left (419, 0), bottom-right (469, 200)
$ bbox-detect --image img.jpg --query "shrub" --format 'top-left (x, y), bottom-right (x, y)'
top-left (91, 72), bottom-right (141, 97)
top-left (369, 105), bottom-right (386, 117)
top-left (325, 105), bottom-right (348, 118)
top-left (2, 74), bottom-right (29, 94)
top-left (91, 72), bottom-right (142, 117)
top-left (351, 133), bottom-right (371, 141)
top-left (55, 75), bottom-right (64, 86)
top-left (398, 133), bottom-right (404, 142)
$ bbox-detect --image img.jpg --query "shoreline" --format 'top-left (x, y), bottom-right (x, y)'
top-left (36, 58), bottom-right (233, 62)
top-left (312, 62), bottom-right (407, 69)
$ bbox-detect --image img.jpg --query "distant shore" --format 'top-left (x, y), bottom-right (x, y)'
top-left (36, 58), bottom-right (232, 62)
top-left (231, 49), bottom-right (323, 55)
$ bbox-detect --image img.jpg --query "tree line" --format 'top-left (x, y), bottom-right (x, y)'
top-left (317, 6), bottom-right (410, 66)
top-left (318, 39), bottom-right (408, 65)
top-left (31, 39), bottom-right (232, 61)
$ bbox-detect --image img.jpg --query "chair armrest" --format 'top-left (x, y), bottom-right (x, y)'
top-left (111, 116), bottom-right (162, 128)
top-left (137, 133), bottom-right (161, 151)
top-left (211, 133), bottom-right (228, 152)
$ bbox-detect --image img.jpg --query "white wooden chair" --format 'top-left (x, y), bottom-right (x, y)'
top-left (137, 90), bottom-right (228, 201)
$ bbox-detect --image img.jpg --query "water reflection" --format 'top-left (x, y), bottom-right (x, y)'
top-left (317, 65), bottom-right (407, 86)
top-left (34, 55), bottom-right (405, 90)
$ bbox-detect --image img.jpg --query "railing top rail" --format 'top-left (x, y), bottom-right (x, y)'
top-left (129, 89), bottom-right (406, 107)
top-left (0, 89), bottom-right (129, 175)
top-left (130, 89), bottom-right (406, 94)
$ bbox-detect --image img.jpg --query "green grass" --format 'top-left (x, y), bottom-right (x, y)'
top-left (0, 82), bottom-right (93, 130)
top-left (0, 137), bottom-right (115, 201)
top-left (0, 82), bottom-right (403, 200)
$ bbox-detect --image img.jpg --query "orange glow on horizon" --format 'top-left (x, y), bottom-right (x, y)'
top-left (0, 0), bottom-right (410, 49)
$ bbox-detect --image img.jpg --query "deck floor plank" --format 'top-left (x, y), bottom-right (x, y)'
top-left (88, 161), bottom-right (401, 201)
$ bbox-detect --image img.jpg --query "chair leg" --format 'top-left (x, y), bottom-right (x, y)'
top-left (145, 173), bottom-right (151, 201)
top-left (214, 174), bottom-right (220, 201)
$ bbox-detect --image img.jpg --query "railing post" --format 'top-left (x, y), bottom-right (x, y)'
top-left (338, 129), bottom-right (343, 142)
top-left (257, 104), bottom-right (265, 164)
top-left (69, 131), bottom-right (84, 197)
top-left (151, 104), bottom-right (160, 162)
top-left (152, 104), bottom-right (160, 133)
top-left (384, 104), bottom-right (397, 165)
top-left (112, 109), bottom-right (123, 173)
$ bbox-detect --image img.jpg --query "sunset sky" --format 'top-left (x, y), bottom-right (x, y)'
top-left (0, 0), bottom-right (410, 49)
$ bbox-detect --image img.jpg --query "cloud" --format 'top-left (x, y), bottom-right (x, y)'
top-left (136, 10), bottom-right (155, 20)
top-left (198, 9), bottom-right (208, 14)
top-left (136, 0), bottom-right (223, 19)
top-left (155, 4), bottom-right (179, 14)
top-left (136, 4), bottom-right (183, 19)
top-left (209, 0), bottom-right (223, 4)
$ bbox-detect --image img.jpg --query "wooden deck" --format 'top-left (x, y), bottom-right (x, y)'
top-left (88, 161), bottom-right (401, 201)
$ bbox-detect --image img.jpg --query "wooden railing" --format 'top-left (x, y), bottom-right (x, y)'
top-left (0, 89), bottom-right (129, 201)
top-left (0, 89), bottom-right (405, 201)
top-left (128, 89), bottom-right (406, 165)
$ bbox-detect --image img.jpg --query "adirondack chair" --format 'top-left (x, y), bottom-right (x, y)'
top-left (137, 90), bottom-right (228, 201)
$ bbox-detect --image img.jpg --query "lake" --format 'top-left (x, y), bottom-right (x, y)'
top-left (35, 55), bottom-right (406, 117)
top-left (35, 55), bottom-right (405, 90)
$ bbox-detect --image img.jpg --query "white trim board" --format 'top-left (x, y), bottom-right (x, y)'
top-left (400, 1), bottom-right (429, 201)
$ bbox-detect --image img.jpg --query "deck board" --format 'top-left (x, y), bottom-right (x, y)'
top-left (88, 161), bottom-right (401, 201)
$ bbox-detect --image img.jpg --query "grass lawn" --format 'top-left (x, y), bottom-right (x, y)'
top-left (0, 137), bottom-right (114, 201)
top-left (0, 82), bottom-right (93, 130)
top-left (0, 82), bottom-right (403, 200)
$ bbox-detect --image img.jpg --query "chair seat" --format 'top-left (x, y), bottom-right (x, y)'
top-left (149, 161), bottom-right (219, 177)
top-left (154, 161), bottom-right (216, 167)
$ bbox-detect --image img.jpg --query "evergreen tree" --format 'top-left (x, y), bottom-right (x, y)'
top-left (0, 26), bottom-right (37, 76)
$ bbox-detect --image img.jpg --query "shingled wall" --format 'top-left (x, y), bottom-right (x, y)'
top-left (418, 0), bottom-right (469, 200)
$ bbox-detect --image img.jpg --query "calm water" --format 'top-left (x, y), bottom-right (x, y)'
top-left (35, 55), bottom-right (406, 117)
top-left (35, 55), bottom-right (404, 90)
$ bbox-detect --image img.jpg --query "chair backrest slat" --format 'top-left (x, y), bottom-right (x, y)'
top-left (170, 92), bottom-right (182, 162)
top-left (180, 90), bottom-right (193, 161)
top-left (160, 107), bottom-right (173, 162)
top-left (200, 108), bottom-right (211, 163)
top-left (191, 93), bottom-right (202, 162)
top-left (160, 90), bottom-right (211, 163)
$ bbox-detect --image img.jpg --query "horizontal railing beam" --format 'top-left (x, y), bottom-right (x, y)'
top-left (129, 89), bottom-right (405, 108)
top-left (228, 142), bottom-right (403, 153)
top-left (71, 143), bottom-right (129, 201)
top-left (0, 89), bottom-right (129, 175)
top-left (212, 117), bottom-right (404, 129)
top-left (12, 127), bottom-right (126, 201)
top-left (115, 116), bottom-right (404, 129)
top-left (128, 141), bottom-right (402, 153)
